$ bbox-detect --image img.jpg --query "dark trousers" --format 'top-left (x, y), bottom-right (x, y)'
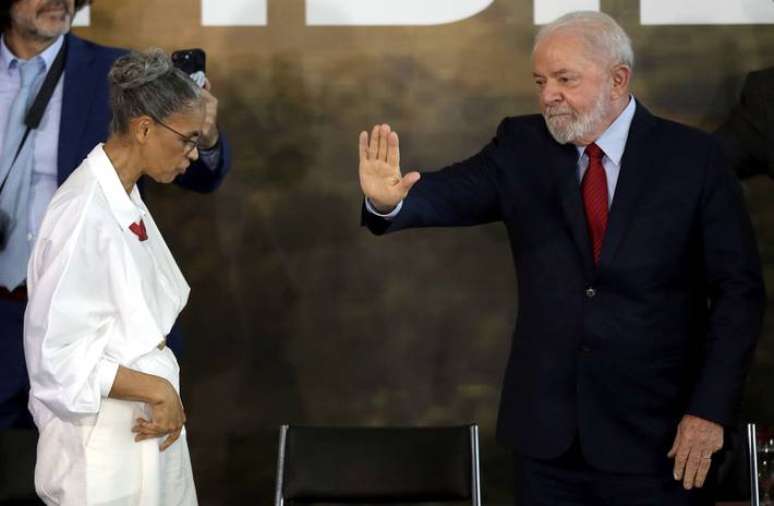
top-left (0, 298), bottom-right (33, 429)
top-left (0, 298), bottom-right (40, 504)
top-left (513, 439), bottom-right (713, 506)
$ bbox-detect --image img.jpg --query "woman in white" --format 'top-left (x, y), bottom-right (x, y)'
top-left (23, 49), bottom-right (204, 505)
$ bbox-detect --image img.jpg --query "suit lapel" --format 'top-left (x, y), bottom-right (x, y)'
top-left (58, 34), bottom-right (98, 184)
top-left (596, 101), bottom-right (658, 274)
top-left (553, 140), bottom-right (595, 278)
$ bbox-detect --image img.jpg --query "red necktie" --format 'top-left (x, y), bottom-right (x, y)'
top-left (128, 220), bottom-right (148, 241)
top-left (581, 143), bottom-right (608, 265)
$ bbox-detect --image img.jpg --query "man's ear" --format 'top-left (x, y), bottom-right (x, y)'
top-left (611, 64), bottom-right (632, 100)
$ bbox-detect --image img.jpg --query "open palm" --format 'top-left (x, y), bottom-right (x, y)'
top-left (358, 124), bottom-right (420, 212)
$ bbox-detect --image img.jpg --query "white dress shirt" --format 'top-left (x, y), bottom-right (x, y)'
top-left (574, 97), bottom-right (636, 207)
top-left (23, 144), bottom-right (196, 505)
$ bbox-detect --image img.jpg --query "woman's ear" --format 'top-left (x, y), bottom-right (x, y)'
top-left (131, 116), bottom-right (154, 145)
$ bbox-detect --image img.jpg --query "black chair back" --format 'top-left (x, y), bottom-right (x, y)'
top-left (275, 425), bottom-right (481, 505)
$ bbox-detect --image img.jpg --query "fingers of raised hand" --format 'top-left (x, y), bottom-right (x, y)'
top-left (377, 124), bottom-right (391, 162)
top-left (358, 131), bottom-right (369, 163)
top-left (399, 171), bottom-right (421, 194)
top-left (362, 124), bottom-right (395, 164)
top-left (368, 125), bottom-right (380, 160)
top-left (358, 124), bottom-right (410, 209)
top-left (387, 131), bottom-right (400, 168)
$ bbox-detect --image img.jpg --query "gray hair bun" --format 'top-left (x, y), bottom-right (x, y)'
top-left (108, 48), bottom-right (201, 135)
top-left (109, 48), bottom-right (174, 90)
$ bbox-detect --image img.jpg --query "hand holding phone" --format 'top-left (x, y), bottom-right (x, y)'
top-left (172, 48), bottom-right (220, 148)
top-left (171, 49), bottom-right (206, 87)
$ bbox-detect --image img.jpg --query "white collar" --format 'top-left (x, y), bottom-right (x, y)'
top-left (88, 144), bottom-right (147, 229)
top-left (576, 96), bottom-right (637, 164)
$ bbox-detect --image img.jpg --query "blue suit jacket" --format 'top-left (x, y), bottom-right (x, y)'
top-left (363, 103), bottom-right (766, 474)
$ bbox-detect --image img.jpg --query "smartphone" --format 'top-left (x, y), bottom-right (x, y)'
top-left (171, 48), bottom-right (206, 75)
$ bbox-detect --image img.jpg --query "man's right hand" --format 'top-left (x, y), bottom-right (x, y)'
top-left (359, 124), bottom-right (420, 213)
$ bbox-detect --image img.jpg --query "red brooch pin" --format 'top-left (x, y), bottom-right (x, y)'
top-left (128, 220), bottom-right (148, 241)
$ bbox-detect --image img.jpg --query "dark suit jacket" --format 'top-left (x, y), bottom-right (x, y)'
top-left (716, 68), bottom-right (774, 180)
top-left (363, 102), bottom-right (766, 474)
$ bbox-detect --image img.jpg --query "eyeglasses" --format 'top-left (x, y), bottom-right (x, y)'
top-left (151, 117), bottom-right (200, 155)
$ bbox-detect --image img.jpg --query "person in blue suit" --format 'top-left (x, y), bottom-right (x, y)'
top-left (0, 0), bottom-right (231, 501)
top-left (359, 12), bottom-right (765, 506)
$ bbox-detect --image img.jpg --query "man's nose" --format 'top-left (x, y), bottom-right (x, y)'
top-left (540, 82), bottom-right (563, 106)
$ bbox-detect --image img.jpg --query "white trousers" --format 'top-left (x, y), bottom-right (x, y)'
top-left (34, 349), bottom-right (197, 505)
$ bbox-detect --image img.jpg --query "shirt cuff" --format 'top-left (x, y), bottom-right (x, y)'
top-left (365, 198), bottom-right (403, 219)
top-left (198, 142), bottom-right (222, 171)
top-left (96, 358), bottom-right (119, 398)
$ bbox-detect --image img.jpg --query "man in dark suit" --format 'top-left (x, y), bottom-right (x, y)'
top-left (359, 11), bottom-right (765, 506)
top-left (0, 0), bottom-right (231, 501)
top-left (716, 67), bottom-right (774, 180)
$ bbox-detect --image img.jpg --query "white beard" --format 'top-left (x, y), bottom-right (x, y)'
top-left (543, 87), bottom-right (612, 145)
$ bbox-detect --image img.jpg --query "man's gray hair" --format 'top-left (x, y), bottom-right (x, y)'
top-left (108, 48), bottom-right (201, 135)
top-left (534, 11), bottom-right (634, 70)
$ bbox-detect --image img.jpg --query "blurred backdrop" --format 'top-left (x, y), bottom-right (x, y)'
top-left (73, 1), bottom-right (774, 503)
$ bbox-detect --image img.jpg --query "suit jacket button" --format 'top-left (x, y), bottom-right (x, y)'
top-left (585, 287), bottom-right (596, 298)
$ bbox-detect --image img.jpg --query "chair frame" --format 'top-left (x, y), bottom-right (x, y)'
top-left (748, 423), bottom-right (760, 506)
top-left (274, 424), bottom-right (482, 506)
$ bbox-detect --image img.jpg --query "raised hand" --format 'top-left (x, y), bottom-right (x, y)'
top-left (198, 78), bottom-right (220, 149)
top-left (358, 123), bottom-right (420, 213)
